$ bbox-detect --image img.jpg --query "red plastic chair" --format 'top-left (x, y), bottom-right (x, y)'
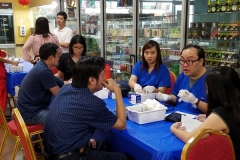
top-left (181, 129), bottom-right (235, 160)
top-left (0, 107), bottom-right (44, 160)
top-left (165, 70), bottom-right (177, 94)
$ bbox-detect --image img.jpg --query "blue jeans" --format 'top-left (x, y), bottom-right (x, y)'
top-left (25, 109), bottom-right (49, 125)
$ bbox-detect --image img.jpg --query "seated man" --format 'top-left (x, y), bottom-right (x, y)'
top-left (17, 43), bottom-right (65, 125)
top-left (156, 45), bottom-right (208, 114)
top-left (43, 56), bottom-right (132, 160)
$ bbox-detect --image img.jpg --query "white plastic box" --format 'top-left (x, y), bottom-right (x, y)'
top-left (127, 104), bottom-right (167, 124)
top-left (129, 93), bottom-right (155, 104)
top-left (9, 65), bottom-right (23, 73)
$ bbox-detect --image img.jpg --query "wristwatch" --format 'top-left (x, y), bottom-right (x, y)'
top-left (193, 99), bottom-right (200, 107)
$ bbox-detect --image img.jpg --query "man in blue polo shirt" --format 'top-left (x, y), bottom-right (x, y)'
top-left (17, 43), bottom-right (64, 125)
top-left (43, 56), bottom-right (133, 160)
top-left (156, 45), bottom-right (208, 114)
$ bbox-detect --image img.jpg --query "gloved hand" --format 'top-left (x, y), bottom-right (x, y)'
top-left (177, 89), bottom-right (198, 104)
top-left (143, 86), bottom-right (156, 93)
top-left (156, 92), bottom-right (171, 101)
top-left (134, 83), bottom-right (143, 93)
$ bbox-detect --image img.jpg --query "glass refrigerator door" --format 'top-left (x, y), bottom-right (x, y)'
top-left (63, 0), bottom-right (78, 33)
top-left (80, 0), bottom-right (101, 56)
top-left (138, 0), bottom-right (182, 75)
top-left (105, 0), bottom-right (133, 81)
top-left (187, 0), bottom-right (240, 71)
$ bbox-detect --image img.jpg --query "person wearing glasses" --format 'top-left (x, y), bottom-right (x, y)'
top-left (55, 34), bottom-right (86, 81)
top-left (156, 45), bottom-right (208, 113)
top-left (170, 66), bottom-right (240, 160)
top-left (129, 40), bottom-right (171, 93)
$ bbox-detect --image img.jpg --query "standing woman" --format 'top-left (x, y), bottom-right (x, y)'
top-left (22, 17), bottom-right (60, 64)
top-left (128, 40), bottom-right (171, 93)
top-left (55, 34), bottom-right (86, 81)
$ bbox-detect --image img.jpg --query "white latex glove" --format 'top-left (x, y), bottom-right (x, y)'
top-left (156, 92), bottom-right (171, 101)
top-left (143, 86), bottom-right (156, 93)
top-left (177, 90), bottom-right (198, 104)
top-left (134, 83), bottom-right (143, 93)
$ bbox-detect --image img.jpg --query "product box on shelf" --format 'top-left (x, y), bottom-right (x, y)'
top-left (126, 104), bottom-right (167, 124)
top-left (208, 0), bottom-right (219, 13)
top-left (129, 93), bottom-right (155, 104)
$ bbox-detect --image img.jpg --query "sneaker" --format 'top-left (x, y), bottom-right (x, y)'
top-left (34, 144), bottom-right (42, 155)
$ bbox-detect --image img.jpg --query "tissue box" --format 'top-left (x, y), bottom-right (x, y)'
top-left (9, 65), bottom-right (23, 73)
top-left (94, 88), bottom-right (109, 99)
top-left (129, 93), bottom-right (155, 104)
top-left (127, 104), bottom-right (167, 124)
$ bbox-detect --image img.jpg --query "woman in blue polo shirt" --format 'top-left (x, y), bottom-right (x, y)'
top-left (128, 40), bottom-right (171, 93)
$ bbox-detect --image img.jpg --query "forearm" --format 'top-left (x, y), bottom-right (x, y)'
top-left (196, 101), bottom-right (208, 113)
top-left (0, 57), bottom-right (14, 64)
top-left (59, 42), bottom-right (69, 48)
top-left (171, 127), bottom-right (191, 143)
top-left (114, 88), bottom-right (126, 127)
top-left (168, 94), bottom-right (177, 104)
top-left (128, 79), bottom-right (136, 89)
top-left (155, 87), bottom-right (167, 93)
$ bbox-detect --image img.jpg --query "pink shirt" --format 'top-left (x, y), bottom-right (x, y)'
top-left (22, 34), bottom-right (60, 62)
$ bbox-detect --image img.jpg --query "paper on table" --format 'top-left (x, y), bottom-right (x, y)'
top-left (181, 115), bottom-right (202, 132)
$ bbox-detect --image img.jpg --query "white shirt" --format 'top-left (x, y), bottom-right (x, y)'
top-left (53, 26), bottom-right (73, 53)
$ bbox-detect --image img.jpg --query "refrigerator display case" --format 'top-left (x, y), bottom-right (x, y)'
top-left (187, 0), bottom-right (240, 73)
top-left (105, 0), bottom-right (134, 81)
top-left (138, 1), bottom-right (182, 75)
top-left (30, 2), bottom-right (60, 33)
top-left (74, 0), bottom-right (185, 80)
top-left (63, 0), bottom-right (78, 33)
top-left (80, 0), bottom-right (101, 56)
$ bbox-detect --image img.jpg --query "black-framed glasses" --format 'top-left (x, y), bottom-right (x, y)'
top-left (73, 46), bottom-right (84, 50)
top-left (179, 58), bottom-right (200, 66)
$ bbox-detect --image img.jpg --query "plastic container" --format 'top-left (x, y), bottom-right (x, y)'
top-left (127, 104), bottom-right (167, 124)
top-left (9, 65), bottom-right (23, 73)
top-left (105, 64), bottom-right (111, 79)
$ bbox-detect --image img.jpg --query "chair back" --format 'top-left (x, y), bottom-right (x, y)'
top-left (0, 106), bottom-right (11, 134)
top-left (51, 66), bottom-right (64, 80)
top-left (165, 70), bottom-right (177, 94)
top-left (13, 108), bottom-right (37, 160)
top-left (181, 129), bottom-right (235, 160)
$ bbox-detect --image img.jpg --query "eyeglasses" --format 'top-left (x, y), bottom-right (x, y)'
top-left (179, 58), bottom-right (200, 66)
top-left (73, 46), bottom-right (84, 50)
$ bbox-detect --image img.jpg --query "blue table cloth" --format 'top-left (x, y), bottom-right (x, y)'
top-left (6, 60), bottom-right (33, 96)
top-left (93, 98), bottom-right (198, 160)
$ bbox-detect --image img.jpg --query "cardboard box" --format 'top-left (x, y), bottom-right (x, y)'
top-left (94, 88), bottom-right (109, 99)
top-left (129, 93), bottom-right (155, 104)
top-left (127, 104), bottom-right (167, 124)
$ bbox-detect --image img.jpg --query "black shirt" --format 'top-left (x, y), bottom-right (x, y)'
top-left (213, 107), bottom-right (240, 160)
top-left (57, 53), bottom-right (75, 81)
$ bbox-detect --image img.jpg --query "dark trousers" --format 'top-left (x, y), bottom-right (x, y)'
top-left (44, 141), bottom-right (134, 160)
